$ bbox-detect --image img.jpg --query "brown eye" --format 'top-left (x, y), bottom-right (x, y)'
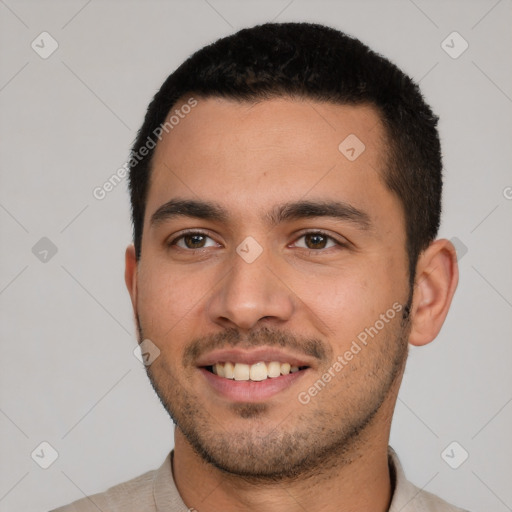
top-left (293, 232), bottom-right (338, 250)
top-left (182, 234), bottom-right (207, 249)
top-left (304, 233), bottom-right (329, 249)
top-left (170, 232), bottom-right (218, 250)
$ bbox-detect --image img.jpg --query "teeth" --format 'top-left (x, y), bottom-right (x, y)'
top-left (233, 363), bottom-right (250, 381)
top-left (267, 361), bottom-right (281, 378)
top-left (215, 363), bottom-right (225, 378)
top-left (250, 362), bottom-right (267, 381)
top-left (210, 361), bottom-right (305, 381)
top-left (224, 362), bottom-right (235, 379)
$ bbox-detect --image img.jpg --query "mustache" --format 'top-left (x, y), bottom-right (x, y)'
top-left (182, 326), bottom-right (329, 367)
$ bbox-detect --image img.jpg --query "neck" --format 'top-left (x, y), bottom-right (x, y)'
top-left (172, 414), bottom-right (394, 512)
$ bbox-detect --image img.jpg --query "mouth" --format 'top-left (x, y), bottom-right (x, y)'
top-left (196, 348), bottom-right (313, 402)
top-left (203, 361), bottom-right (309, 381)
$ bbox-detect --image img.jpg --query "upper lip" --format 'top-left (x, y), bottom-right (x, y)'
top-left (195, 347), bottom-right (315, 368)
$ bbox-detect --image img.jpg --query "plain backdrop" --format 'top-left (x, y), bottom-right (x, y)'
top-left (0, 1), bottom-right (511, 511)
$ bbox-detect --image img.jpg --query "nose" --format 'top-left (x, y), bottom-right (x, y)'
top-left (206, 244), bottom-right (295, 331)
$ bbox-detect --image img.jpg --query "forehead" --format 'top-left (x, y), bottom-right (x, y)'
top-left (152, 96), bottom-right (384, 166)
top-left (146, 96), bottom-right (400, 230)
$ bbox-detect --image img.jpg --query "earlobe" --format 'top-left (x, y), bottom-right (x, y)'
top-left (124, 244), bottom-right (138, 314)
top-left (408, 239), bottom-right (459, 347)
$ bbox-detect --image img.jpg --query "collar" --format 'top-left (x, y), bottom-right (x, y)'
top-left (151, 446), bottom-right (438, 511)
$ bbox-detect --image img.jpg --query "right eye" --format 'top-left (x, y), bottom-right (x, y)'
top-left (168, 231), bottom-right (220, 250)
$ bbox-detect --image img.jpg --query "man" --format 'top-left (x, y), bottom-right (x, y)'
top-left (54, 22), bottom-right (466, 512)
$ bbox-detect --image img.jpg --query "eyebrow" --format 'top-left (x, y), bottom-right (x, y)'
top-left (150, 198), bottom-right (372, 231)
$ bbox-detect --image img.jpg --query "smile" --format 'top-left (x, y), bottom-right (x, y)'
top-left (206, 361), bottom-right (309, 381)
top-left (196, 347), bottom-right (313, 401)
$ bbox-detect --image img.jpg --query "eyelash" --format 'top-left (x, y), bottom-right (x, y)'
top-left (167, 229), bottom-right (348, 252)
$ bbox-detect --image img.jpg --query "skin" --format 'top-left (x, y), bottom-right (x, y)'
top-left (125, 97), bottom-right (458, 512)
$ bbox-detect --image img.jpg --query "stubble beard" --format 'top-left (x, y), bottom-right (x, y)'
top-left (139, 302), bottom-right (411, 483)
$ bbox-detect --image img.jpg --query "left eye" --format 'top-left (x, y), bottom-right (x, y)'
top-left (292, 232), bottom-right (338, 250)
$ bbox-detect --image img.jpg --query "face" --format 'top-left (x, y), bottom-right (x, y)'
top-left (127, 97), bottom-right (412, 479)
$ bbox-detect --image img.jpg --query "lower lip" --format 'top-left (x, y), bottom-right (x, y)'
top-left (199, 368), bottom-right (307, 402)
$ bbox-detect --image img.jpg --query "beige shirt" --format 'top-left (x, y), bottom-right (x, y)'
top-left (52, 446), bottom-right (468, 511)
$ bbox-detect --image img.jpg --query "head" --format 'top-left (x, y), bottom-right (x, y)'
top-left (125, 22), bottom-right (458, 480)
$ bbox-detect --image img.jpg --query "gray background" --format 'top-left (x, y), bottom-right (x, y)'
top-left (0, 0), bottom-right (511, 511)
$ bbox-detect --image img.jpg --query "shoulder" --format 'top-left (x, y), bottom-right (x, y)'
top-left (403, 486), bottom-right (470, 512)
top-left (50, 461), bottom-right (162, 512)
top-left (388, 446), bottom-right (470, 512)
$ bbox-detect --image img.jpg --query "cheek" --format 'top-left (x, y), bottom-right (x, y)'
top-left (136, 268), bottom-right (209, 373)
top-left (289, 261), bottom-right (403, 351)
top-left (136, 264), bottom-right (205, 336)
top-left (287, 269), bottom-right (371, 343)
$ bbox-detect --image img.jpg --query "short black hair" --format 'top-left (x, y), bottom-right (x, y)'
top-left (128, 22), bottom-right (442, 283)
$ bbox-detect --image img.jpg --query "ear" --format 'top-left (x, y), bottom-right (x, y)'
top-left (124, 244), bottom-right (138, 316)
top-left (408, 239), bottom-right (459, 347)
